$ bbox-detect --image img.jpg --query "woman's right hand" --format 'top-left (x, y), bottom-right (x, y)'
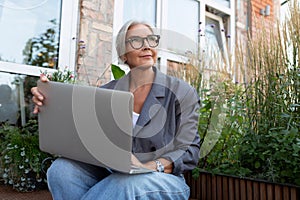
top-left (31, 74), bottom-right (49, 114)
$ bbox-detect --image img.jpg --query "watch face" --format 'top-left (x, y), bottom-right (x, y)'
top-left (155, 160), bottom-right (164, 172)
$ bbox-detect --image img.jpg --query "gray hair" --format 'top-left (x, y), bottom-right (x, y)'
top-left (115, 20), bottom-right (154, 62)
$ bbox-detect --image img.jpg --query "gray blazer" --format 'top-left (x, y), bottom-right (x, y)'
top-left (102, 67), bottom-right (200, 175)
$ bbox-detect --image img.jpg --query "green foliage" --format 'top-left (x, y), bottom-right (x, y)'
top-left (195, 71), bottom-right (300, 185)
top-left (41, 67), bottom-right (76, 84)
top-left (111, 64), bottom-right (125, 80)
top-left (196, 79), bottom-right (249, 175)
top-left (0, 120), bottom-right (53, 192)
top-left (238, 128), bottom-right (300, 185)
top-left (194, 2), bottom-right (300, 186)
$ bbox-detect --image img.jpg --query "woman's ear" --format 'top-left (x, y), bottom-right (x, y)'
top-left (120, 55), bottom-right (127, 63)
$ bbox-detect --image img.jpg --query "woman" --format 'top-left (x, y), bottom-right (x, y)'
top-left (31, 20), bottom-right (200, 200)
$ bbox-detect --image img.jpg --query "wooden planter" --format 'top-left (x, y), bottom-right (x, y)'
top-left (185, 171), bottom-right (300, 200)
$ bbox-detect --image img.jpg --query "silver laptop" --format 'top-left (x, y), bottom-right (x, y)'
top-left (37, 81), bottom-right (153, 174)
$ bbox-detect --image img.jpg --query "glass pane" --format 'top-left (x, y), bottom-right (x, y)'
top-left (0, 72), bottom-right (38, 126)
top-left (204, 17), bottom-right (225, 70)
top-left (0, 0), bottom-right (61, 69)
top-left (166, 0), bottom-right (199, 54)
top-left (213, 0), bottom-right (230, 7)
top-left (123, 0), bottom-right (156, 26)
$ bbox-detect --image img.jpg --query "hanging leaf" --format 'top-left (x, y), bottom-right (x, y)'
top-left (111, 64), bottom-right (125, 80)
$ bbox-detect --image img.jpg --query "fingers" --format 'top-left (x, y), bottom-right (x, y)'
top-left (33, 105), bottom-right (40, 114)
top-left (30, 74), bottom-right (49, 114)
top-left (31, 87), bottom-right (44, 103)
top-left (40, 74), bottom-right (49, 82)
top-left (31, 85), bottom-right (46, 114)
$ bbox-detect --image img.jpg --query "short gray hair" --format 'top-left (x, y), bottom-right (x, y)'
top-left (115, 20), bottom-right (154, 62)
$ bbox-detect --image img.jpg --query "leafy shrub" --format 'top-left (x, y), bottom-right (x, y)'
top-left (0, 120), bottom-right (53, 192)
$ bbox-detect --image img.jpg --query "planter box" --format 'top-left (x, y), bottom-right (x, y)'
top-left (185, 171), bottom-right (300, 200)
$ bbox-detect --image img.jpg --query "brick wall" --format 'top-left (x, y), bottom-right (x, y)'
top-left (77, 0), bottom-right (114, 86)
top-left (250, 0), bottom-right (280, 39)
top-left (235, 0), bottom-right (280, 83)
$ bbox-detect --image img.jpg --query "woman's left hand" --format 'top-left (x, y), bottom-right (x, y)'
top-left (131, 154), bottom-right (144, 167)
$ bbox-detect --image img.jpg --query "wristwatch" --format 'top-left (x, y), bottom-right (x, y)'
top-left (155, 160), bottom-right (164, 172)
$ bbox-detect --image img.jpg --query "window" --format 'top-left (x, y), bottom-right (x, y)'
top-left (0, 0), bottom-right (80, 125)
top-left (164, 0), bottom-right (199, 54)
top-left (113, 0), bottom-right (157, 34)
top-left (122, 0), bottom-right (156, 26)
top-left (203, 13), bottom-right (230, 72)
top-left (0, 0), bottom-right (79, 76)
top-left (0, 72), bottom-right (38, 126)
top-left (0, 1), bottom-right (61, 67)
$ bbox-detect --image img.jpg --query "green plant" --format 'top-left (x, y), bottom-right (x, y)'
top-left (193, 1), bottom-right (300, 186)
top-left (111, 64), bottom-right (125, 80)
top-left (41, 67), bottom-right (76, 84)
top-left (0, 67), bottom-right (74, 192)
top-left (0, 120), bottom-right (53, 192)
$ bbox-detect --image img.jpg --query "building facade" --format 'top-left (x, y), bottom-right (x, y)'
top-left (0, 0), bottom-right (281, 125)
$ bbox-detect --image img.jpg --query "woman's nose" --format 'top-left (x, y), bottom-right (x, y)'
top-left (142, 38), bottom-right (151, 48)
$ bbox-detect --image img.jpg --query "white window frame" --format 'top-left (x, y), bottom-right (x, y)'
top-left (0, 0), bottom-right (80, 76)
top-left (204, 12), bottom-right (230, 72)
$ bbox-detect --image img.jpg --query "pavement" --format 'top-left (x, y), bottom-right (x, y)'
top-left (0, 184), bottom-right (52, 200)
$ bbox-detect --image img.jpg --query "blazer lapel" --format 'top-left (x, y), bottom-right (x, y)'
top-left (133, 68), bottom-right (166, 136)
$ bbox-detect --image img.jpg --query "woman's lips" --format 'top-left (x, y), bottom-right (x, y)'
top-left (140, 55), bottom-right (152, 58)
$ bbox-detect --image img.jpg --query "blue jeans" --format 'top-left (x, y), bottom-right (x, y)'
top-left (47, 158), bottom-right (190, 200)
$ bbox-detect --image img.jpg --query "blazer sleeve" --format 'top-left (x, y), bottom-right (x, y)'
top-left (161, 87), bottom-right (201, 175)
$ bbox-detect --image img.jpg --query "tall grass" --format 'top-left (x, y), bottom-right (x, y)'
top-left (190, 1), bottom-right (300, 185)
top-left (241, 1), bottom-right (299, 134)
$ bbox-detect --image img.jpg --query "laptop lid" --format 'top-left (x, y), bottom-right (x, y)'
top-left (37, 81), bottom-right (134, 173)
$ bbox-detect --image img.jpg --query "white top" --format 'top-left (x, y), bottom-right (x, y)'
top-left (132, 111), bottom-right (140, 128)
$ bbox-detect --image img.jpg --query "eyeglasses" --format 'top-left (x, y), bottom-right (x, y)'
top-left (125, 35), bottom-right (160, 50)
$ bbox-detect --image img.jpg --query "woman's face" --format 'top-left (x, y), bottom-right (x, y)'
top-left (123, 24), bottom-right (158, 69)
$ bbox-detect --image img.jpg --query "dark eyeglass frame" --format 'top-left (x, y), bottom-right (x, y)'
top-left (125, 34), bottom-right (160, 50)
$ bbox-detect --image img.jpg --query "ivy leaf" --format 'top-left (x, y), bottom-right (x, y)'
top-left (111, 64), bottom-right (125, 80)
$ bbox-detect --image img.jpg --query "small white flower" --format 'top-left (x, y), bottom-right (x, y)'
top-left (20, 151), bottom-right (25, 156)
top-left (2, 173), bottom-right (8, 178)
top-left (19, 165), bottom-right (24, 169)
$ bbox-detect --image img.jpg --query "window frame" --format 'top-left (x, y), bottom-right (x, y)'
top-left (0, 0), bottom-right (80, 76)
top-left (204, 12), bottom-right (230, 72)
